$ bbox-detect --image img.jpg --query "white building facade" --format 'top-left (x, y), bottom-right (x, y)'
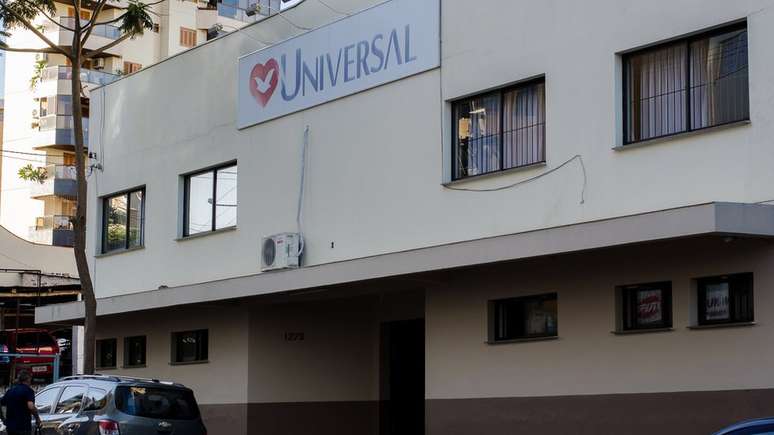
top-left (37, 0), bottom-right (774, 434)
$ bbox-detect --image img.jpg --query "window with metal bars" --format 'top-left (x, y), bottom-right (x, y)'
top-left (623, 22), bottom-right (749, 144)
top-left (696, 272), bottom-right (753, 326)
top-left (452, 78), bottom-right (546, 180)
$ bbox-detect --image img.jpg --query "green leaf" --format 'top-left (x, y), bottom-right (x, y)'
top-left (17, 164), bottom-right (47, 183)
top-left (119, 0), bottom-right (155, 37)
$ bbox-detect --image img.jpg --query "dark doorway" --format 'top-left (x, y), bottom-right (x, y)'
top-left (380, 319), bottom-right (425, 435)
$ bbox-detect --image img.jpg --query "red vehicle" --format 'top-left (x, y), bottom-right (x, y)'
top-left (0, 329), bottom-right (60, 379)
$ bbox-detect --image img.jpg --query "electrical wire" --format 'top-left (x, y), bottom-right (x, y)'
top-left (444, 154), bottom-right (588, 205)
top-left (314, 0), bottom-right (349, 16)
top-left (296, 125), bottom-right (309, 255)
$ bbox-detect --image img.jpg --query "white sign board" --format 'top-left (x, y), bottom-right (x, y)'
top-left (237, 0), bottom-right (440, 129)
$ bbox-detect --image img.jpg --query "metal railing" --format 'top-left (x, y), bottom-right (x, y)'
top-left (34, 214), bottom-right (75, 231)
top-left (40, 65), bottom-right (119, 86)
top-left (37, 116), bottom-right (89, 146)
top-left (29, 165), bottom-right (77, 198)
top-left (59, 17), bottom-right (121, 39)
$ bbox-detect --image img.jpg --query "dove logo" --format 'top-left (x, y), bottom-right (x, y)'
top-left (249, 58), bottom-right (280, 107)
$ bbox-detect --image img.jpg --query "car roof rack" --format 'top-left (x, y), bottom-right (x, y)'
top-left (60, 374), bottom-right (186, 388)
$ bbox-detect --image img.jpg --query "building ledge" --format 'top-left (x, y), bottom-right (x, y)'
top-left (36, 202), bottom-right (774, 324)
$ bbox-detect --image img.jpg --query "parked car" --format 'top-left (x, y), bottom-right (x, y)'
top-left (1, 329), bottom-right (60, 380)
top-left (714, 417), bottom-right (774, 434)
top-left (30, 375), bottom-right (207, 435)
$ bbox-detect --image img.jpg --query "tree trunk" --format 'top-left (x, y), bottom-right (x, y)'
top-left (70, 14), bottom-right (97, 376)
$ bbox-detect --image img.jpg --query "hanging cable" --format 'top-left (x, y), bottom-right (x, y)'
top-left (296, 125), bottom-right (310, 255)
top-left (444, 154), bottom-right (587, 205)
top-left (314, 0), bottom-right (349, 16)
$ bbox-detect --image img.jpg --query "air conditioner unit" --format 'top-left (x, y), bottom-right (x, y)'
top-left (261, 233), bottom-right (302, 271)
top-left (93, 58), bottom-right (105, 70)
top-left (35, 53), bottom-right (48, 62)
top-left (31, 109), bottom-right (39, 118)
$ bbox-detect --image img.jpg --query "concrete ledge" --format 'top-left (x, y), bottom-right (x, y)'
top-left (36, 202), bottom-right (774, 323)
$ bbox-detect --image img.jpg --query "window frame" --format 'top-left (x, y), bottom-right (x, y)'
top-left (170, 329), bottom-right (209, 364)
top-left (35, 387), bottom-right (62, 415)
top-left (53, 384), bottom-right (87, 415)
top-left (123, 335), bottom-right (147, 368)
top-left (101, 186), bottom-right (146, 254)
top-left (180, 27), bottom-right (197, 48)
top-left (182, 161), bottom-right (237, 237)
top-left (488, 292), bottom-right (558, 343)
top-left (696, 272), bottom-right (754, 326)
top-left (622, 21), bottom-right (749, 145)
top-left (95, 338), bottom-right (117, 369)
top-left (617, 281), bottom-right (673, 332)
top-left (451, 77), bottom-right (547, 181)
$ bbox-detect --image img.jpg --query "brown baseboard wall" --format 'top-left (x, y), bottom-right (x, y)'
top-left (199, 389), bottom-right (774, 435)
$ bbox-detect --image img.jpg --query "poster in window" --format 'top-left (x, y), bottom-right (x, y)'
top-left (637, 289), bottom-right (662, 325)
top-left (705, 282), bottom-right (730, 320)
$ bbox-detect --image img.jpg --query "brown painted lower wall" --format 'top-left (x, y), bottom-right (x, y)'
top-left (199, 389), bottom-right (774, 435)
top-left (427, 389), bottom-right (774, 435)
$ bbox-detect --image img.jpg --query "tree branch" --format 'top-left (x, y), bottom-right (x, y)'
top-left (0, 1), bottom-right (70, 57)
top-left (84, 32), bottom-right (131, 58)
top-left (31, 3), bottom-right (75, 32)
top-left (89, 13), bottom-right (126, 27)
top-left (81, 0), bottom-right (110, 45)
top-left (0, 45), bottom-right (62, 53)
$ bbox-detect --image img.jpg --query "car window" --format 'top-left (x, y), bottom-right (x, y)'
top-left (35, 387), bottom-right (61, 414)
top-left (54, 386), bottom-right (86, 414)
top-left (729, 424), bottom-right (774, 435)
top-left (115, 386), bottom-right (200, 420)
top-left (83, 388), bottom-right (108, 412)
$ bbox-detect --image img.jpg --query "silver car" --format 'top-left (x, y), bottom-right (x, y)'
top-left (31, 375), bottom-right (207, 435)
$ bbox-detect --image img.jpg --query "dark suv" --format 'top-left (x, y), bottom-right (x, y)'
top-left (30, 375), bottom-right (207, 435)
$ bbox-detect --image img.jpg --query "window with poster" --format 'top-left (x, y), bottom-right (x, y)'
top-left (618, 282), bottom-right (672, 331)
top-left (488, 293), bottom-right (558, 342)
top-left (696, 273), bottom-right (753, 326)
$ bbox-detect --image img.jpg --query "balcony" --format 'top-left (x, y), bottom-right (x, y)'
top-left (59, 17), bottom-right (121, 39)
top-left (47, 18), bottom-right (122, 55)
top-left (29, 165), bottom-right (77, 199)
top-left (28, 215), bottom-right (75, 247)
top-left (41, 66), bottom-right (119, 87)
top-left (34, 116), bottom-right (89, 149)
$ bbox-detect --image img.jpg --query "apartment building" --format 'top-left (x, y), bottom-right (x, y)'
top-left (36, 0), bottom-right (774, 434)
top-left (0, 0), bottom-right (271, 246)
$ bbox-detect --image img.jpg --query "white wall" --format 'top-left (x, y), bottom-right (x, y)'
top-left (87, 0), bottom-right (774, 299)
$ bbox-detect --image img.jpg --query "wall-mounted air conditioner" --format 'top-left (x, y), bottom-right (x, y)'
top-left (35, 53), bottom-right (48, 62)
top-left (261, 233), bottom-right (302, 271)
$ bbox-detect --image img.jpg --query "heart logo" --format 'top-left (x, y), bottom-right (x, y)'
top-left (249, 58), bottom-right (280, 107)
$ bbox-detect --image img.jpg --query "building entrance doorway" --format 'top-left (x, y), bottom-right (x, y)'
top-left (380, 319), bottom-right (424, 435)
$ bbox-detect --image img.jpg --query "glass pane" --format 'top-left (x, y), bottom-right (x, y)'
top-left (115, 386), bottom-right (200, 420)
top-left (186, 172), bottom-right (214, 235)
top-left (215, 165), bottom-right (238, 230)
top-left (690, 28), bottom-right (749, 129)
top-left (636, 289), bottom-right (663, 326)
top-left (125, 336), bottom-right (146, 366)
top-left (54, 386), bottom-right (86, 414)
top-left (83, 388), bottom-right (108, 411)
top-left (105, 194), bottom-right (128, 252)
top-left (705, 282), bottom-right (730, 321)
top-left (625, 43), bottom-right (688, 142)
top-left (97, 339), bottom-right (116, 368)
top-left (524, 297), bottom-right (558, 336)
top-left (503, 82), bottom-right (545, 169)
top-left (454, 93), bottom-right (501, 178)
top-left (128, 190), bottom-right (144, 248)
top-left (175, 330), bottom-right (207, 362)
top-left (35, 388), bottom-right (61, 414)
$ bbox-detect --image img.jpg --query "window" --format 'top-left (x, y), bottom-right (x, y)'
top-left (67, 7), bottom-right (91, 20)
top-left (184, 163), bottom-right (237, 236)
top-left (83, 388), bottom-right (108, 411)
top-left (124, 336), bottom-right (147, 367)
top-left (452, 78), bottom-right (545, 180)
top-left (102, 188), bottom-right (144, 253)
top-left (618, 282), bottom-right (672, 331)
top-left (115, 386), bottom-right (200, 420)
top-left (35, 387), bottom-right (61, 414)
top-left (171, 329), bottom-right (208, 363)
top-left (153, 23), bottom-right (160, 33)
top-left (696, 272), bottom-right (753, 325)
top-left (54, 385), bottom-right (86, 414)
top-left (180, 27), bottom-right (197, 48)
top-left (123, 61), bottom-right (142, 74)
top-left (96, 338), bottom-right (117, 369)
top-left (623, 23), bottom-right (749, 144)
top-left (489, 293), bottom-right (557, 342)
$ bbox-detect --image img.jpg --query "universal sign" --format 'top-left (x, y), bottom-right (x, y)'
top-left (237, 0), bottom-right (440, 129)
